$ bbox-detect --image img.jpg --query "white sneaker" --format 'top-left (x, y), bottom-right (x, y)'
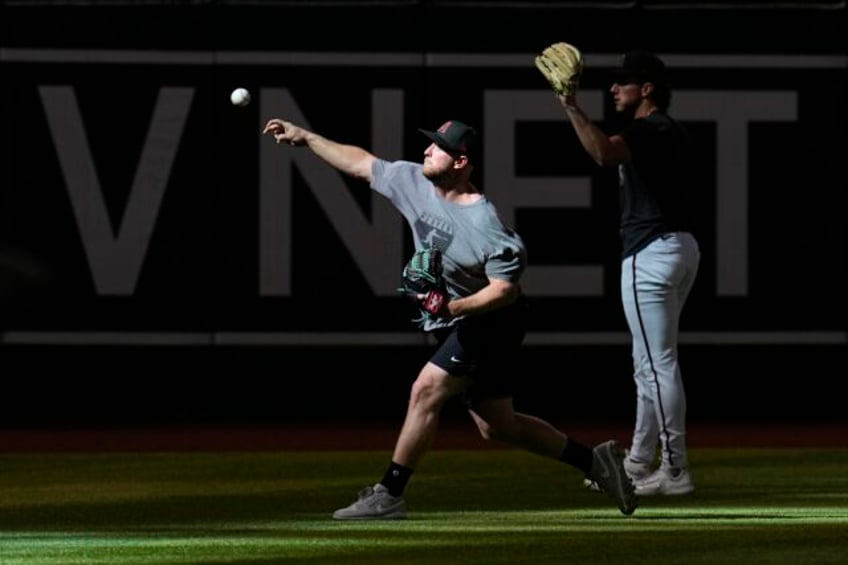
top-left (332, 484), bottom-right (407, 520)
top-left (624, 456), bottom-right (652, 481)
top-left (634, 467), bottom-right (695, 496)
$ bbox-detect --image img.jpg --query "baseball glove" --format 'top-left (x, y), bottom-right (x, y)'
top-left (398, 245), bottom-right (447, 320)
top-left (534, 42), bottom-right (583, 97)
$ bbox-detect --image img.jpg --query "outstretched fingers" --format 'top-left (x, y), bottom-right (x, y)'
top-left (262, 119), bottom-right (301, 145)
top-left (262, 118), bottom-right (286, 135)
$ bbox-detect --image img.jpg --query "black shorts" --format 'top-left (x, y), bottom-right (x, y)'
top-left (428, 295), bottom-right (528, 404)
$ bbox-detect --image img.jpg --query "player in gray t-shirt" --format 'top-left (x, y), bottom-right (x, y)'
top-left (262, 116), bottom-right (636, 518)
top-left (371, 156), bottom-right (525, 332)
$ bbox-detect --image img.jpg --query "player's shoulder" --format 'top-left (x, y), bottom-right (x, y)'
top-left (645, 111), bottom-right (685, 132)
top-left (627, 112), bottom-right (683, 144)
top-left (374, 158), bottom-right (420, 175)
top-left (373, 159), bottom-right (427, 188)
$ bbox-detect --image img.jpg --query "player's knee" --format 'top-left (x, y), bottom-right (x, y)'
top-left (409, 374), bottom-right (455, 413)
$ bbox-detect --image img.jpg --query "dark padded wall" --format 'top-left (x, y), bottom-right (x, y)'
top-left (1, 1), bottom-right (845, 426)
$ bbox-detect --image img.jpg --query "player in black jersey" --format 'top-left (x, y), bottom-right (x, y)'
top-left (554, 51), bottom-right (701, 496)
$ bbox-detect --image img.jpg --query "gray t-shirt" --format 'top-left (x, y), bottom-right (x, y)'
top-left (371, 159), bottom-right (526, 330)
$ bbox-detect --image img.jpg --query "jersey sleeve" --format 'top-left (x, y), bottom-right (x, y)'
top-left (370, 159), bottom-right (422, 201)
top-left (484, 227), bottom-right (527, 283)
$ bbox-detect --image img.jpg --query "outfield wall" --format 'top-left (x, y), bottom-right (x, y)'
top-left (1, 2), bottom-right (845, 426)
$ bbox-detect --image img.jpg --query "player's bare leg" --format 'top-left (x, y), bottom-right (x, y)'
top-left (470, 398), bottom-right (637, 515)
top-left (391, 363), bottom-right (468, 467)
top-left (333, 363), bottom-right (464, 520)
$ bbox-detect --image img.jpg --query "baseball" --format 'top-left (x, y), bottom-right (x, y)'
top-left (230, 87), bottom-right (251, 107)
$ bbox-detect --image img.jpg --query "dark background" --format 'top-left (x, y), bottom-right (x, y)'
top-left (1, 1), bottom-right (845, 429)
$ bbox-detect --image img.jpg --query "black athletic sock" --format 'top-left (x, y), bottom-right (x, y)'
top-left (381, 461), bottom-right (414, 497)
top-left (559, 439), bottom-right (594, 474)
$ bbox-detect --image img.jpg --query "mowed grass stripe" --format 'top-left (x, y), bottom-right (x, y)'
top-left (1, 448), bottom-right (846, 564)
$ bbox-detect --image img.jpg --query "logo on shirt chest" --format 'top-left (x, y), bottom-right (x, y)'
top-left (415, 212), bottom-right (454, 250)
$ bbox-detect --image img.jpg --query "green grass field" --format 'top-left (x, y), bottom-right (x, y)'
top-left (1, 448), bottom-right (846, 564)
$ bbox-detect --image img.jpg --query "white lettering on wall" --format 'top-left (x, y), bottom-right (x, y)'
top-left (258, 88), bottom-right (403, 296)
top-left (486, 89), bottom-right (798, 297)
top-left (486, 90), bottom-right (605, 296)
top-left (39, 86), bottom-right (798, 299)
top-left (675, 91), bottom-right (797, 296)
top-left (39, 86), bottom-right (193, 295)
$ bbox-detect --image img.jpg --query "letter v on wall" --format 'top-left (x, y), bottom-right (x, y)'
top-left (39, 86), bottom-right (193, 294)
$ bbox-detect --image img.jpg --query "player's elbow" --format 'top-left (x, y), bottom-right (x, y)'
top-left (491, 280), bottom-right (521, 305)
top-left (592, 145), bottom-right (622, 167)
top-left (597, 154), bottom-right (619, 167)
top-left (597, 136), bottom-right (630, 167)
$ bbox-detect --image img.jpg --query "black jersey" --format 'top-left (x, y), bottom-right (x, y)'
top-left (618, 112), bottom-right (694, 258)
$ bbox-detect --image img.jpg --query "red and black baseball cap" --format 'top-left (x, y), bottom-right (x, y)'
top-left (611, 51), bottom-right (668, 85)
top-left (418, 120), bottom-right (480, 161)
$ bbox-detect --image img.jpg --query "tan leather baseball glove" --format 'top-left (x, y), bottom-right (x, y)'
top-left (535, 42), bottom-right (583, 97)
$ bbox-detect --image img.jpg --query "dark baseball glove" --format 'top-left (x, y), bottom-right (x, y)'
top-left (398, 245), bottom-right (448, 321)
top-left (535, 42), bottom-right (583, 97)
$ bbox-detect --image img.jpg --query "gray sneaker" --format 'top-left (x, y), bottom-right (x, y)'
top-left (332, 484), bottom-right (407, 520)
top-left (584, 450), bottom-right (650, 493)
top-left (585, 440), bottom-right (638, 515)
